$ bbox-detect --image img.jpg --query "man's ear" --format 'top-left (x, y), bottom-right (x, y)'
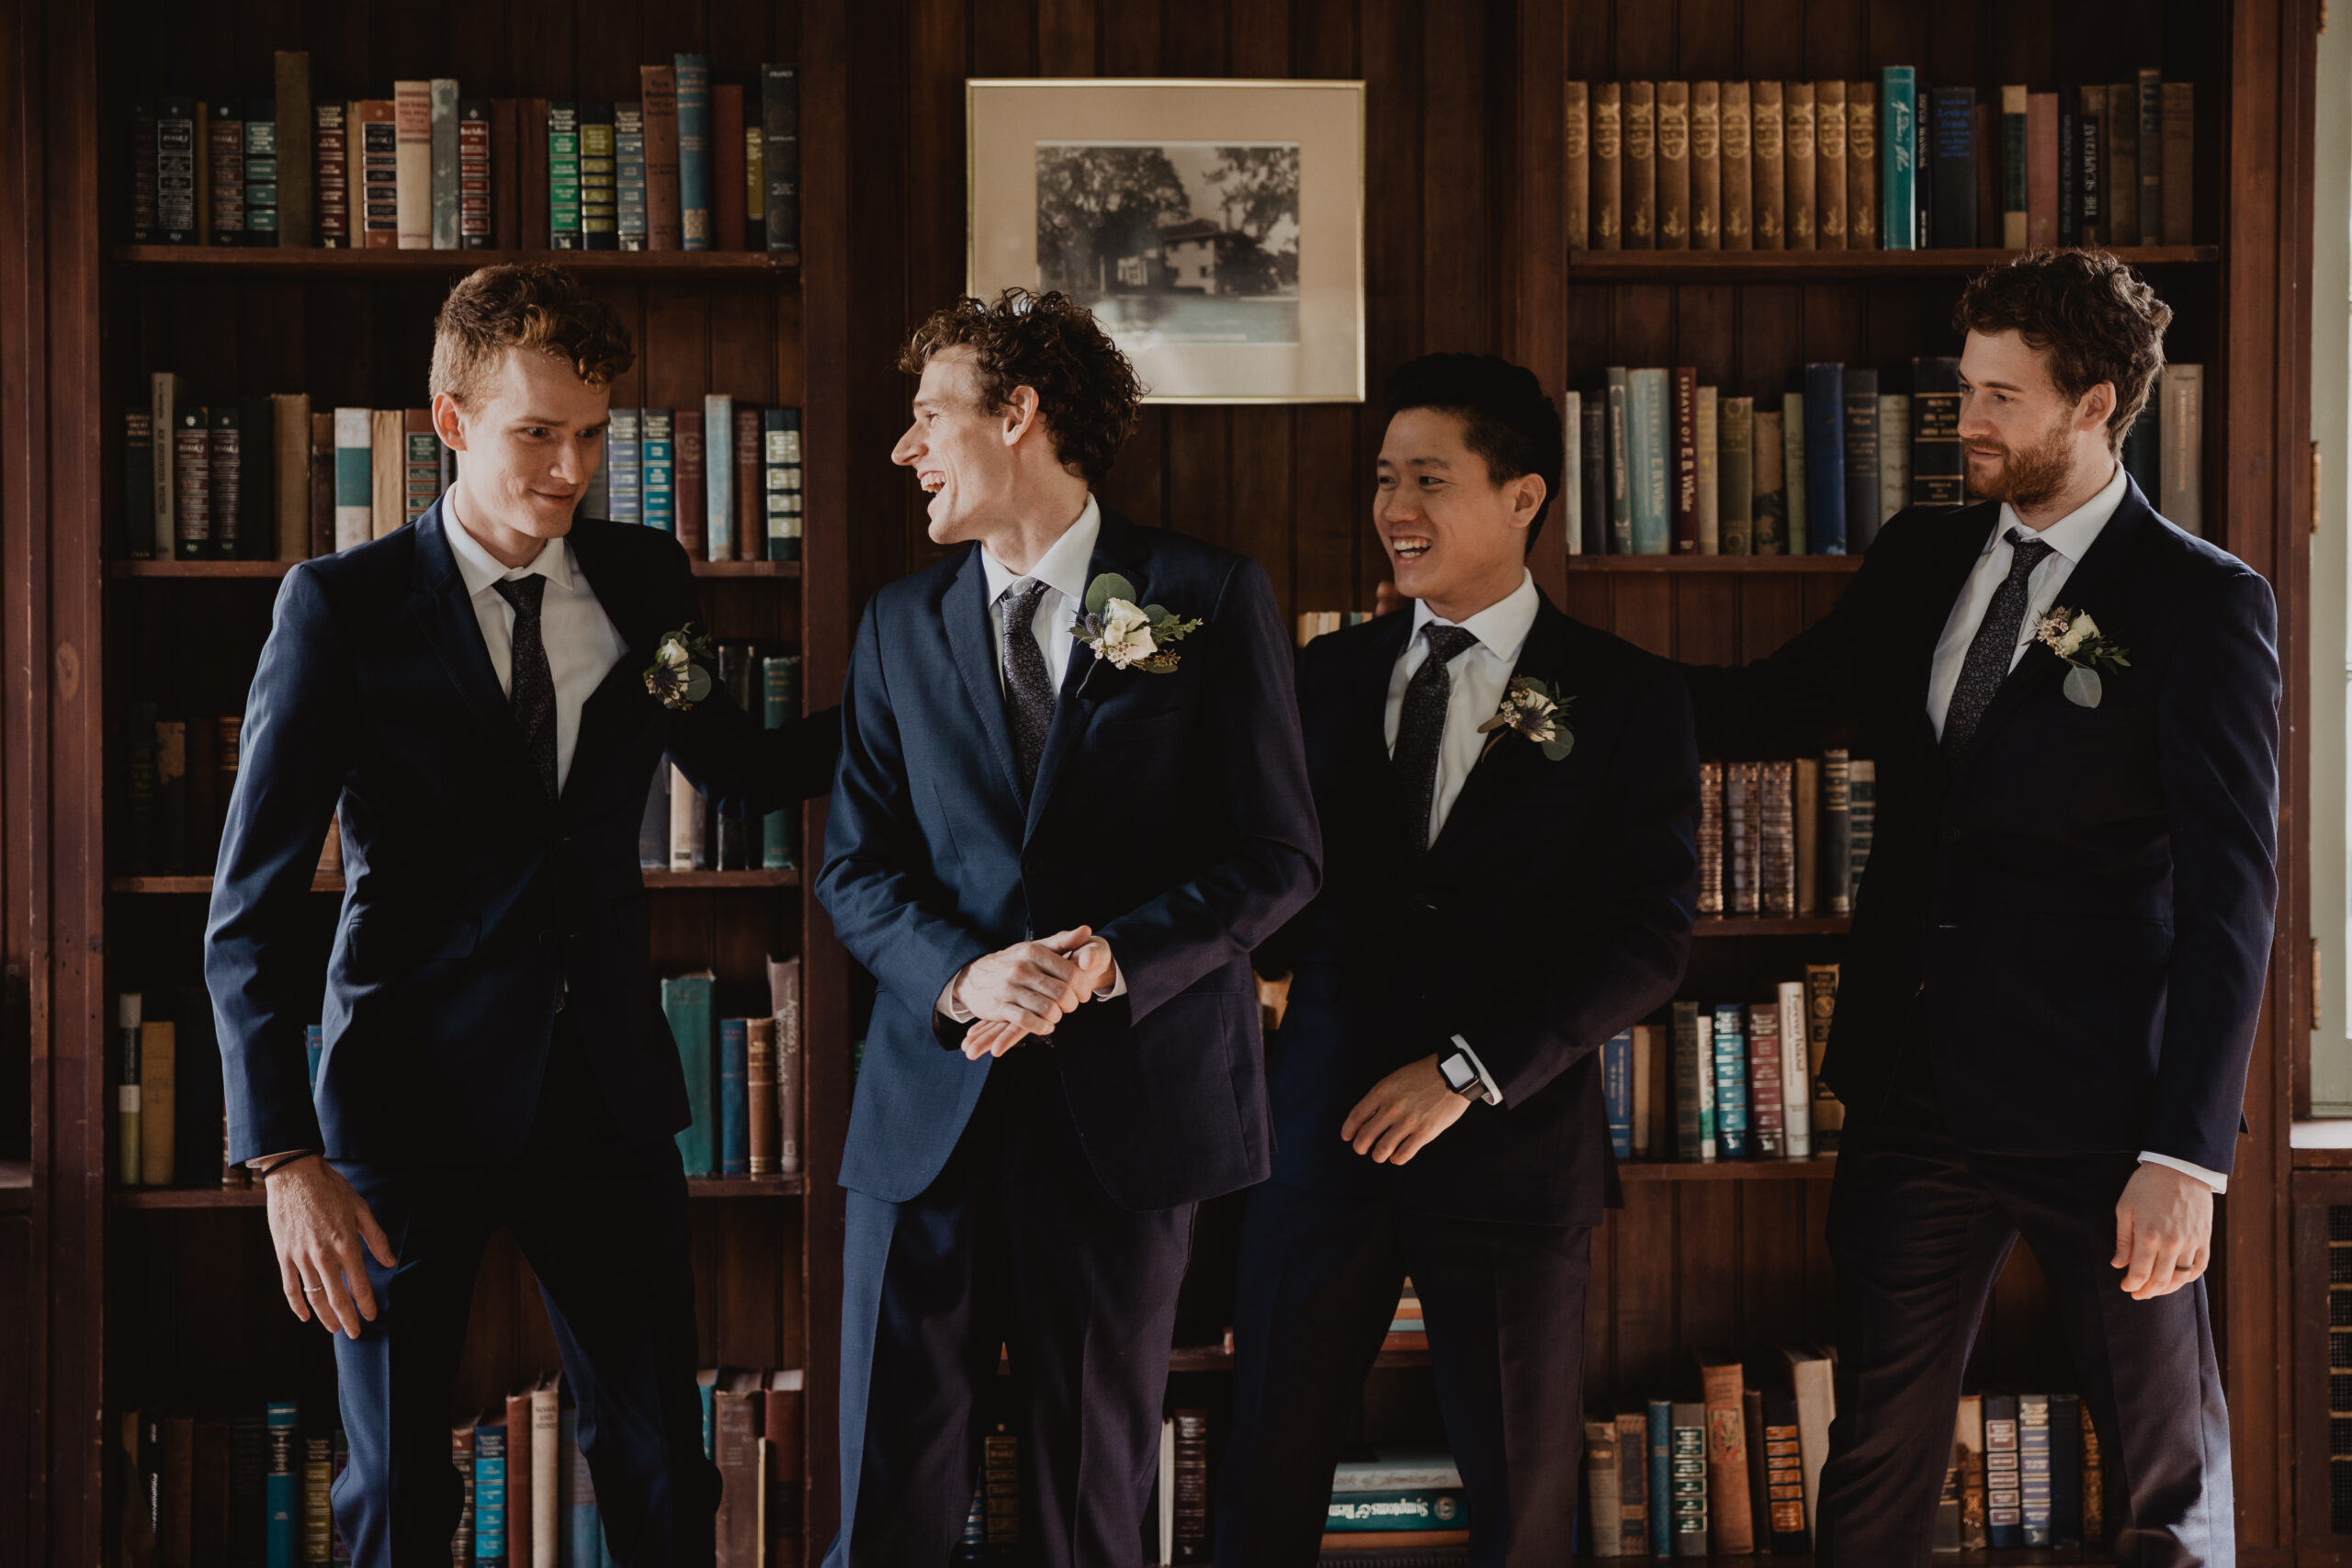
top-left (1001, 384), bottom-right (1043, 448)
top-left (432, 392), bottom-right (469, 454)
top-left (1510, 472), bottom-right (1547, 529)
top-left (2078, 380), bottom-right (2117, 434)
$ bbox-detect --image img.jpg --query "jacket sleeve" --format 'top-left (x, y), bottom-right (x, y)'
top-left (2146, 569), bottom-right (2280, 1175)
top-left (1249, 634), bottom-right (1338, 984)
top-left (812, 596), bottom-right (996, 1030)
top-left (1453, 659), bottom-right (1701, 1104)
top-left (657, 547), bottom-right (844, 811)
top-left (204, 565), bottom-right (354, 1163)
top-left (1097, 557), bottom-right (1325, 1021)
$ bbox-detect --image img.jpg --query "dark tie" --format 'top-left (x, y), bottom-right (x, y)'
top-left (1394, 623), bottom-right (1480, 852)
top-left (1942, 528), bottom-right (2056, 754)
top-left (999, 579), bottom-right (1057, 795)
top-left (493, 575), bottom-right (558, 798)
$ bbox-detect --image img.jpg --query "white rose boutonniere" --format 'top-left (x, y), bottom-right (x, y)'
top-left (2032, 605), bottom-right (2132, 707)
top-left (1069, 572), bottom-right (1203, 675)
top-left (1476, 676), bottom-right (1576, 761)
top-left (643, 623), bottom-right (717, 711)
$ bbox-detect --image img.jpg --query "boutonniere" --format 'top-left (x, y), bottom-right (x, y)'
top-left (2032, 606), bottom-right (2132, 707)
top-left (643, 623), bottom-right (717, 711)
top-left (1476, 677), bottom-right (1576, 761)
top-left (1069, 572), bottom-right (1203, 675)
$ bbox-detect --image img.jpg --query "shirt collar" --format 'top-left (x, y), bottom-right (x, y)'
top-left (1409, 569), bottom-right (1543, 663)
top-left (1992, 461), bottom-right (2129, 567)
top-left (444, 492), bottom-right (575, 598)
top-left (979, 493), bottom-right (1102, 607)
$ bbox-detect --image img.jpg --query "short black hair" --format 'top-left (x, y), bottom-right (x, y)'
top-left (1384, 353), bottom-right (1563, 551)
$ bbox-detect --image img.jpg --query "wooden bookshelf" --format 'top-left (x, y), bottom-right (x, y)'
top-left (110, 558), bottom-right (800, 579)
top-left (1567, 555), bottom-right (1862, 574)
top-left (107, 244), bottom-right (799, 278)
top-left (1562, 243), bottom-right (2220, 283)
top-left (110, 870), bottom-right (799, 894)
top-left (113, 1175), bottom-right (806, 1209)
top-left (1694, 915), bottom-right (1849, 937)
top-left (1618, 1157), bottom-right (1838, 1182)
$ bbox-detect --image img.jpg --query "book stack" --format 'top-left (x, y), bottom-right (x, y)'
top-left (660, 959), bottom-right (806, 1183)
top-left (698, 1368), bottom-right (808, 1566)
top-left (637, 648), bottom-right (805, 874)
top-left (1323, 1451), bottom-right (1467, 1553)
top-left (119, 1400), bottom-right (342, 1568)
top-left (1652, 974), bottom-right (1843, 1165)
top-left (1565, 355), bottom-right (2204, 556)
top-left (1697, 751), bottom-right (1874, 918)
top-left (109, 987), bottom-right (242, 1190)
top-left (1562, 70), bottom-right (2195, 254)
top-left (130, 53), bottom-right (799, 253)
top-left (124, 378), bottom-right (808, 564)
top-left (1939, 1391), bottom-right (2102, 1550)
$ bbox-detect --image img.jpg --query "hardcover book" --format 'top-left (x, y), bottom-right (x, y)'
top-left (428, 79), bottom-right (459, 249)
top-left (1715, 395), bottom-right (1752, 554)
top-left (1784, 81), bottom-right (1815, 249)
top-left (1657, 82), bottom-right (1690, 249)
top-left (392, 81), bottom-right (431, 249)
top-left (1841, 367), bottom-right (1880, 553)
top-left (1720, 82), bottom-right (1751, 249)
top-left (1751, 81), bottom-right (1783, 249)
top-left (675, 55), bottom-right (715, 249)
top-left (1780, 392), bottom-right (1805, 555)
top-left (1848, 79), bottom-right (1877, 248)
top-left (1594, 83), bottom-right (1623, 249)
top-left (1803, 364), bottom-right (1847, 554)
top-left (1626, 82), bottom-right (1657, 250)
top-left (1881, 67), bottom-right (1916, 248)
top-left (1564, 82), bottom-right (1589, 250)
top-left (1696, 1355), bottom-right (1755, 1551)
top-left (1749, 410), bottom-right (1785, 556)
top-left (1815, 80), bottom-right (1846, 248)
top-left (1691, 82), bottom-right (1720, 249)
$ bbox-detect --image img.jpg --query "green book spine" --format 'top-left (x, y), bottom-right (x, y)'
top-left (1780, 392), bottom-right (1807, 554)
top-left (1881, 67), bottom-right (1917, 249)
top-left (1604, 367), bottom-right (1633, 553)
top-left (761, 654), bottom-right (801, 869)
top-left (1716, 396), bottom-right (1753, 554)
top-left (1627, 368), bottom-right (1671, 554)
top-left (547, 102), bottom-right (581, 247)
top-left (662, 974), bottom-right (718, 1177)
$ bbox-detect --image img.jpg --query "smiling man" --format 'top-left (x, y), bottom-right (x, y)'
top-left (815, 288), bottom-right (1318, 1568)
top-left (207, 263), bottom-right (840, 1567)
top-left (1217, 354), bottom-right (1698, 1568)
top-left (1679, 251), bottom-right (2278, 1563)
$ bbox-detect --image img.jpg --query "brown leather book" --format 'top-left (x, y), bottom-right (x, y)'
top-left (2107, 80), bottom-right (2141, 247)
top-left (734, 405), bottom-right (762, 560)
top-left (1699, 1354), bottom-right (1758, 1551)
top-left (639, 64), bottom-right (683, 249)
top-left (1721, 81), bottom-right (1752, 249)
top-left (2161, 81), bottom-right (2194, 243)
top-left (1626, 82), bottom-right (1657, 249)
top-left (2028, 91), bottom-right (2059, 247)
top-left (675, 407), bottom-right (707, 559)
top-left (712, 83), bottom-right (746, 253)
top-left (764, 1371), bottom-right (807, 1558)
top-left (746, 1016), bottom-right (777, 1173)
top-left (1848, 80), bottom-right (1878, 248)
top-left (503, 1384), bottom-right (536, 1568)
top-left (1691, 82), bottom-right (1721, 249)
top-left (1752, 82), bottom-right (1784, 249)
top-left (1565, 82), bottom-right (1589, 251)
top-left (1815, 80), bottom-right (1847, 248)
top-left (1593, 83), bottom-right (1623, 250)
top-left (1784, 81), bottom-right (1815, 249)
top-left (1657, 83), bottom-right (1690, 249)
top-left (713, 1371), bottom-right (765, 1568)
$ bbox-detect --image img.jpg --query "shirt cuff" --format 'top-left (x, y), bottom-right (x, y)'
top-left (247, 1148), bottom-right (317, 1170)
top-left (938, 971), bottom-right (976, 1024)
top-left (1450, 1034), bottom-right (1504, 1107)
top-left (1097, 962), bottom-right (1127, 1003)
top-left (2138, 1150), bottom-right (2228, 1194)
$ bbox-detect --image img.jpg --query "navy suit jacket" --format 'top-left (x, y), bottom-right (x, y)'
top-left (1681, 478), bottom-right (2280, 1176)
top-left (816, 507), bottom-right (1321, 1212)
top-left (1256, 598), bottom-right (1701, 1226)
top-left (205, 501), bottom-right (841, 1166)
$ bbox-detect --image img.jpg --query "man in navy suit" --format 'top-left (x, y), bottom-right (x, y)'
top-left (815, 289), bottom-right (1319, 1567)
top-left (206, 265), bottom-right (840, 1568)
top-left (1217, 355), bottom-right (1700, 1568)
top-left (1682, 251), bottom-right (2278, 1563)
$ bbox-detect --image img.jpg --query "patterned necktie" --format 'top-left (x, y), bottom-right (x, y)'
top-left (1941, 528), bottom-right (2056, 754)
top-left (999, 579), bottom-right (1057, 795)
top-left (1394, 623), bottom-right (1480, 852)
top-left (493, 575), bottom-right (559, 798)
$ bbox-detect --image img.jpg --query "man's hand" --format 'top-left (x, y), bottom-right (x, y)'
top-left (958, 929), bottom-right (1118, 1060)
top-left (264, 1157), bottom-right (398, 1338)
top-left (1340, 1054), bottom-right (1472, 1165)
top-left (2112, 1162), bottom-right (2214, 1301)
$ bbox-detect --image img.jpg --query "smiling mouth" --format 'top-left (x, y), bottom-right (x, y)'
top-left (1391, 536), bottom-right (1431, 560)
top-left (920, 473), bottom-right (945, 494)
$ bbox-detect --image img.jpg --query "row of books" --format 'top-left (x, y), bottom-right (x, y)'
top-left (1699, 752), bottom-right (1873, 919)
top-left (636, 649), bottom-right (807, 874)
top-left (1563, 71), bottom-right (2196, 252)
top-left (1605, 979), bottom-right (1843, 1166)
top-left (126, 378), bottom-right (807, 563)
top-left (658, 963), bottom-right (805, 1181)
top-left (1561, 356), bottom-right (2205, 558)
top-left (119, 1400), bottom-right (345, 1568)
top-left (130, 52), bottom-right (798, 253)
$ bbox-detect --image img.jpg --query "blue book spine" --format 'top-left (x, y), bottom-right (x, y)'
top-left (1804, 365), bottom-right (1849, 555)
top-left (763, 407), bottom-right (804, 561)
top-left (1602, 1031), bottom-right (1634, 1157)
top-left (264, 1403), bottom-right (300, 1568)
top-left (1645, 1400), bottom-right (1674, 1558)
top-left (560, 1409), bottom-right (598, 1568)
top-left (704, 394), bottom-right (734, 556)
top-left (305, 1023), bottom-right (322, 1091)
top-left (1626, 368), bottom-right (1671, 555)
top-left (720, 1018), bottom-right (750, 1175)
top-left (473, 1425), bottom-right (507, 1566)
top-left (641, 409), bottom-right (675, 534)
top-left (2018, 1393), bottom-right (2052, 1545)
top-left (1985, 1395), bottom-right (2023, 1548)
top-left (674, 55), bottom-right (713, 249)
top-left (606, 409), bottom-right (640, 525)
top-left (1883, 67), bottom-right (1917, 249)
top-left (762, 655), bottom-right (800, 869)
top-left (1712, 1003), bottom-right (1750, 1158)
top-left (662, 975), bottom-right (717, 1176)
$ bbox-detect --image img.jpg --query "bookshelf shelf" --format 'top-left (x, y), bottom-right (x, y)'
top-left (111, 870), bottom-right (800, 894)
top-left (1566, 556), bottom-right (1862, 574)
top-left (112, 1174), bottom-right (807, 1209)
top-left (1694, 915), bottom-right (1850, 937)
top-left (1160, 1344), bottom-right (1434, 1375)
top-left (0, 1160), bottom-right (28, 1213)
top-left (1563, 243), bottom-right (2219, 283)
top-left (107, 245), bottom-right (800, 280)
top-left (1618, 1157), bottom-right (1838, 1182)
top-left (109, 558), bottom-right (801, 580)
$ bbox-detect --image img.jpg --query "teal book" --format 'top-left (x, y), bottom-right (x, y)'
top-left (1602, 1031), bottom-right (1634, 1157)
top-left (264, 1402), bottom-right (300, 1568)
top-left (1712, 1002), bottom-right (1750, 1158)
top-left (674, 55), bottom-right (713, 249)
top-left (1882, 67), bottom-right (1917, 249)
top-left (704, 393), bottom-right (734, 556)
top-left (1626, 367), bottom-right (1671, 554)
top-left (1604, 367), bottom-right (1633, 553)
top-left (662, 973), bottom-right (718, 1176)
top-left (547, 102), bottom-right (581, 249)
top-left (305, 1022), bottom-right (322, 1091)
top-left (761, 654), bottom-right (801, 869)
top-left (1646, 1400), bottom-right (1674, 1557)
top-left (719, 1018), bottom-right (750, 1176)
top-left (473, 1422), bottom-right (507, 1566)
top-left (560, 1408), bottom-right (599, 1568)
top-left (763, 407), bottom-right (804, 561)
top-left (641, 408), bottom-right (675, 533)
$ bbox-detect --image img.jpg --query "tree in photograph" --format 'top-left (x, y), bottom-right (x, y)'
top-left (1035, 145), bottom-right (1190, 296)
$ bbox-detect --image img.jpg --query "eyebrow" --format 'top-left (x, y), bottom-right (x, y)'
top-left (1375, 456), bottom-right (1454, 468)
top-left (1958, 376), bottom-right (2028, 392)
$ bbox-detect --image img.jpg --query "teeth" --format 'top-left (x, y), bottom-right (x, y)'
top-left (921, 477), bottom-right (944, 493)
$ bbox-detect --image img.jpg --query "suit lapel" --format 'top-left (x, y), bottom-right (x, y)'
top-left (1023, 507), bottom-right (1147, 844)
top-left (1352, 610), bottom-right (1418, 851)
top-left (411, 502), bottom-right (541, 791)
top-left (943, 545), bottom-right (1030, 811)
top-left (1426, 597), bottom-right (1573, 861)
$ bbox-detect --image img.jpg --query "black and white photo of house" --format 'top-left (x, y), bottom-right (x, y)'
top-left (1035, 141), bottom-right (1301, 346)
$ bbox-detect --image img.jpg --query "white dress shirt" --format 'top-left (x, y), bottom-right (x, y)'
top-left (938, 493), bottom-right (1125, 1022)
top-left (1923, 463), bottom-right (2225, 1194)
top-left (1381, 570), bottom-right (1544, 1107)
top-left (443, 497), bottom-right (631, 795)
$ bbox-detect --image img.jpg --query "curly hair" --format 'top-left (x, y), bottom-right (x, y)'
top-left (1954, 250), bottom-right (2173, 453)
top-left (897, 289), bottom-right (1144, 485)
top-left (1385, 353), bottom-right (1566, 552)
top-left (431, 264), bottom-right (637, 407)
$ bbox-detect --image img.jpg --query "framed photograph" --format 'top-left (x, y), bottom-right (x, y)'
top-left (967, 78), bottom-right (1366, 404)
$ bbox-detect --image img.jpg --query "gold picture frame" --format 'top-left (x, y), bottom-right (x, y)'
top-left (967, 78), bottom-right (1367, 405)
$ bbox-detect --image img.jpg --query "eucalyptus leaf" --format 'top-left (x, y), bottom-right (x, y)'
top-left (2063, 664), bottom-right (2103, 708)
top-left (1142, 604), bottom-right (1169, 621)
top-left (685, 667), bottom-right (714, 704)
top-left (1085, 572), bottom-right (1137, 615)
top-left (1543, 735), bottom-right (1576, 762)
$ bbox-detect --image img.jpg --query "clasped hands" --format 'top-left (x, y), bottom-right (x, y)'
top-left (953, 926), bottom-right (1117, 1060)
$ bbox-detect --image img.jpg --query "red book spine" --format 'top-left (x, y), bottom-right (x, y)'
top-left (458, 103), bottom-right (492, 247)
top-left (1672, 366), bottom-right (1699, 553)
top-left (314, 103), bottom-right (349, 246)
top-left (674, 409), bottom-right (707, 559)
top-left (639, 66), bottom-right (682, 250)
top-left (711, 84), bottom-right (746, 253)
top-left (734, 407), bottom-right (762, 560)
top-left (1745, 1002), bottom-right (1784, 1156)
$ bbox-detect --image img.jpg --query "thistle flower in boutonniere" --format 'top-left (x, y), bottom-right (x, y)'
top-left (643, 623), bottom-right (717, 711)
top-left (1069, 571), bottom-right (1204, 675)
top-left (1477, 677), bottom-right (1576, 761)
top-left (2032, 605), bottom-right (2132, 708)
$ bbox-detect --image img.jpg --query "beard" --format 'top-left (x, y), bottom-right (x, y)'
top-left (1964, 421), bottom-right (2075, 510)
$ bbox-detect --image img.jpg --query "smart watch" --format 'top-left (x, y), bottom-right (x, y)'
top-left (1437, 1050), bottom-right (1484, 1099)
